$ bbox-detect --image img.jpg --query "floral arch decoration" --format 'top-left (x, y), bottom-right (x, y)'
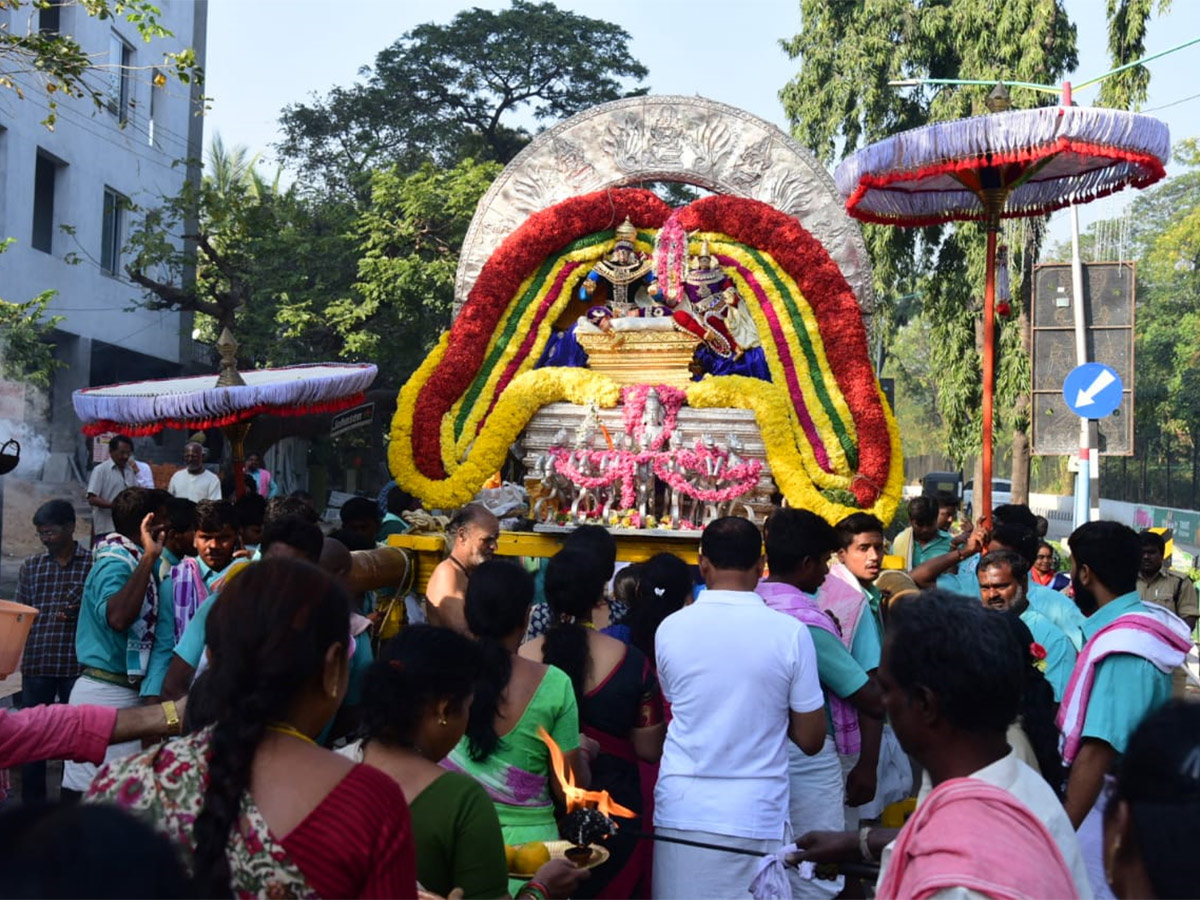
top-left (388, 188), bottom-right (903, 524)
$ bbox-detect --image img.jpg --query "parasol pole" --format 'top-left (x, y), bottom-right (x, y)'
top-left (979, 185), bottom-right (1008, 528)
top-left (215, 328), bottom-right (249, 499)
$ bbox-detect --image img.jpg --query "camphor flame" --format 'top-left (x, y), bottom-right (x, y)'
top-left (538, 726), bottom-right (635, 819)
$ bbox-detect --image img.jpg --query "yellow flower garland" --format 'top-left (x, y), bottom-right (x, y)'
top-left (392, 367), bottom-right (621, 509)
top-left (685, 375), bottom-right (902, 524)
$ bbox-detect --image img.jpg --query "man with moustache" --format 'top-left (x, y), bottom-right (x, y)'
top-left (424, 504), bottom-right (499, 633)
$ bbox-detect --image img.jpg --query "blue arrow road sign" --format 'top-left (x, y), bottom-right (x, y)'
top-left (1063, 363), bottom-right (1123, 419)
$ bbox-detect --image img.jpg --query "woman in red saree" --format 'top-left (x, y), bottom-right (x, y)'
top-left (87, 558), bottom-right (417, 898)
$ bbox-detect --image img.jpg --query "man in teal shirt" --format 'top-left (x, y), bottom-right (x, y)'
top-left (1064, 521), bottom-right (1190, 898)
top-left (976, 550), bottom-right (1076, 700)
top-left (892, 496), bottom-right (952, 569)
top-left (62, 487), bottom-right (171, 796)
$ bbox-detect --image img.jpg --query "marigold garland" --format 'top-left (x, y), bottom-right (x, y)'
top-left (389, 188), bottom-right (903, 522)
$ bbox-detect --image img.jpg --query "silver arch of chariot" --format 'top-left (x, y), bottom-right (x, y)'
top-left (453, 95), bottom-right (876, 320)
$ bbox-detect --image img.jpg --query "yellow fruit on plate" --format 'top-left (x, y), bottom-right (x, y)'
top-left (505, 845), bottom-right (518, 871)
top-left (513, 841), bottom-right (551, 875)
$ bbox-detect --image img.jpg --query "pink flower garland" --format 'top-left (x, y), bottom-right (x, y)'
top-left (620, 384), bottom-right (686, 451)
top-left (652, 443), bottom-right (764, 504)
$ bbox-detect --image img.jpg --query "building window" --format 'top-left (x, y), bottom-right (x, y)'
top-left (108, 33), bottom-right (132, 123)
top-left (32, 153), bottom-right (60, 254)
top-left (39, 1), bottom-right (61, 33)
top-left (101, 187), bottom-right (125, 275)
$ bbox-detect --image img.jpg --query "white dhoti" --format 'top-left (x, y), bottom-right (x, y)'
top-left (653, 826), bottom-right (797, 900)
top-left (787, 737), bottom-right (845, 899)
top-left (839, 724), bottom-right (912, 828)
top-left (1077, 776), bottom-right (1116, 900)
top-left (61, 675), bottom-right (141, 792)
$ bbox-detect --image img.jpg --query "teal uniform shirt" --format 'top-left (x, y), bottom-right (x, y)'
top-left (1079, 591), bottom-right (1174, 754)
top-left (850, 585), bottom-right (883, 672)
top-left (1028, 582), bottom-right (1086, 651)
top-left (809, 626), bottom-right (869, 735)
top-left (936, 552), bottom-right (981, 599)
top-left (912, 530), bottom-right (953, 566)
top-left (76, 546), bottom-right (172, 697)
top-left (1019, 606), bottom-right (1076, 701)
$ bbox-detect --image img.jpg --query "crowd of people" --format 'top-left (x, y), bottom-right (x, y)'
top-left (1, 454), bottom-right (1197, 899)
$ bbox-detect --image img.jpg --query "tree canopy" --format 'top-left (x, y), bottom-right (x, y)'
top-left (779, 0), bottom-right (1162, 494)
top-left (276, 1), bottom-right (647, 195)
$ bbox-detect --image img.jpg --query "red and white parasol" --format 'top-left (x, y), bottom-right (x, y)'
top-left (834, 93), bottom-right (1168, 522)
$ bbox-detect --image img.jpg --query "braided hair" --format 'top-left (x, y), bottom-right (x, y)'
top-left (462, 561), bottom-right (534, 761)
top-left (190, 558), bottom-right (351, 896)
top-left (541, 548), bottom-right (609, 702)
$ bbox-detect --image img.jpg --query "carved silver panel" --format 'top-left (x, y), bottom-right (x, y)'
top-left (455, 95), bottom-right (875, 319)
top-left (520, 402), bottom-right (779, 523)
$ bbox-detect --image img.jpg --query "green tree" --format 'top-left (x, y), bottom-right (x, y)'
top-left (0, 0), bottom-right (200, 128)
top-left (328, 158), bottom-right (503, 384)
top-left (780, 0), bottom-right (1165, 501)
top-left (0, 239), bottom-right (63, 386)
top-left (277, 1), bottom-right (647, 195)
top-left (123, 136), bottom-right (360, 368)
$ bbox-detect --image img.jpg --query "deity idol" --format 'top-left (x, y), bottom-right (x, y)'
top-left (535, 216), bottom-right (666, 368)
top-left (670, 242), bottom-right (771, 380)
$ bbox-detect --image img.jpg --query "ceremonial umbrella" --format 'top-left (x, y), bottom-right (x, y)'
top-left (834, 91), bottom-right (1168, 522)
top-left (72, 329), bottom-right (377, 497)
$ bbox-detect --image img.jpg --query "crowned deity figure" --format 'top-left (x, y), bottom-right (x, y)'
top-left (580, 217), bottom-right (665, 327)
top-left (669, 241), bottom-right (771, 380)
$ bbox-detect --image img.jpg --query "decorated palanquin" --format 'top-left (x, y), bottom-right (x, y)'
top-left (388, 97), bottom-right (904, 527)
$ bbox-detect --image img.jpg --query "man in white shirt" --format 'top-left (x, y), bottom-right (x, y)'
top-left (654, 515), bottom-right (826, 900)
top-left (167, 442), bottom-right (222, 503)
top-left (86, 434), bottom-right (139, 538)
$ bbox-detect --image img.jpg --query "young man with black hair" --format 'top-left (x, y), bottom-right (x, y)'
top-left (339, 496), bottom-right (382, 544)
top-left (892, 495), bottom-right (952, 569)
top-left (62, 487), bottom-right (173, 797)
top-left (823, 513), bottom-right (891, 828)
top-left (653, 516), bottom-right (824, 899)
top-left (161, 515), bottom-right (325, 700)
top-left (233, 492), bottom-right (267, 555)
top-left (1062, 520), bottom-right (1193, 898)
top-left (16, 500), bottom-right (92, 801)
top-left (156, 498), bottom-right (196, 582)
top-left (794, 591), bottom-right (1089, 897)
top-left (759, 508), bottom-right (883, 900)
top-left (159, 499), bottom-right (242, 646)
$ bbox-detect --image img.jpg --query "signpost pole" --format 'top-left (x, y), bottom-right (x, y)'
top-left (1070, 205), bottom-right (1092, 529)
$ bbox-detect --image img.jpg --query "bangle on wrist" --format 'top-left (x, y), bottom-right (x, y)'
top-left (518, 880), bottom-right (549, 900)
top-left (161, 700), bottom-right (181, 737)
top-left (859, 825), bottom-right (876, 863)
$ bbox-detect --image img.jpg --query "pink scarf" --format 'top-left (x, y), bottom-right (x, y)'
top-left (877, 778), bottom-right (1077, 900)
top-left (756, 579), bottom-right (860, 755)
top-left (817, 563), bottom-right (868, 651)
top-left (1056, 602), bottom-right (1190, 764)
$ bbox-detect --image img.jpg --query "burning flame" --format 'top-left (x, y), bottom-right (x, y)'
top-left (538, 726), bottom-right (635, 818)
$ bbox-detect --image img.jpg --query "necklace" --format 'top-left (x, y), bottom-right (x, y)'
top-left (448, 555), bottom-right (470, 578)
top-left (267, 721), bottom-right (316, 745)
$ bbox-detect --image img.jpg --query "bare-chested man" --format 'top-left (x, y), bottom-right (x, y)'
top-left (425, 504), bottom-right (499, 633)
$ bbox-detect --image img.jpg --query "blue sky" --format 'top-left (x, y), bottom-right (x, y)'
top-left (201, 0), bottom-right (1200, 246)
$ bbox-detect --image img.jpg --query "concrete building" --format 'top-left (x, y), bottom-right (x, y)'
top-left (0, 0), bottom-right (208, 479)
top-left (0, 1), bottom-right (208, 575)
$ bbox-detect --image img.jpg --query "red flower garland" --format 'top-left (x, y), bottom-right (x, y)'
top-left (411, 189), bottom-right (672, 479)
top-left (674, 196), bottom-right (892, 507)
